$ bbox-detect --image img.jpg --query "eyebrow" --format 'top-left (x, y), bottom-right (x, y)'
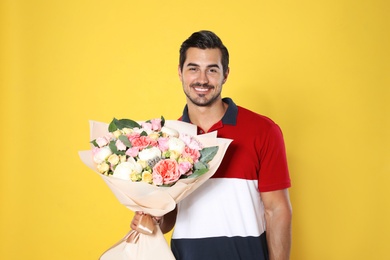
top-left (186, 63), bottom-right (221, 69)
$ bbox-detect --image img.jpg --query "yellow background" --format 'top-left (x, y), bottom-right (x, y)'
top-left (1, 0), bottom-right (389, 259)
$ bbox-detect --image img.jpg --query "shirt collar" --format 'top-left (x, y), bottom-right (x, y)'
top-left (181, 97), bottom-right (238, 125)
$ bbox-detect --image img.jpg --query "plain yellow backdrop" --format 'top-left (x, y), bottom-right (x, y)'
top-left (1, 0), bottom-right (389, 259)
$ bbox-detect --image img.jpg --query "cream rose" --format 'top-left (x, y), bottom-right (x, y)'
top-left (97, 162), bottom-right (109, 174)
top-left (142, 171), bottom-right (153, 184)
top-left (113, 129), bottom-right (122, 138)
top-left (107, 154), bottom-right (120, 166)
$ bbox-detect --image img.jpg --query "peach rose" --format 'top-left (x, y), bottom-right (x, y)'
top-left (152, 159), bottom-right (180, 185)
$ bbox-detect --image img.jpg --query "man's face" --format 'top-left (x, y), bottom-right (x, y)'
top-left (179, 47), bottom-right (229, 107)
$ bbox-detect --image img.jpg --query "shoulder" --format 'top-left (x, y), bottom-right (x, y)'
top-left (236, 106), bottom-right (278, 129)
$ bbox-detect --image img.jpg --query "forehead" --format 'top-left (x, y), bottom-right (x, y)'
top-left (184, 47), bottom-right (223, 66)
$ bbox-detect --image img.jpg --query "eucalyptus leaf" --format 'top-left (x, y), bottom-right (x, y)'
top-left (118, 135), bottom-right (132, 147)
top-left (193, 161), bottom-right (208, 170)
top-left (199, 146), bottom-right (219, 164)
top-left (109, 140), bottom-right (118, 154)
top-left (187, 168), bottom-right (209, 178)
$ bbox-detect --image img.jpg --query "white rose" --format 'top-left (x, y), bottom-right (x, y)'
top-left (127, 157), bottom-right (143, 173)
top-left (112, 162), bottom-right (132, 180)
top-left (113, 159), bottom-right (142, 180)
top-left (138, 147), bottom-right (161, 161)
top-left (161, 126), bottom-right (179, 137)
top-left (93, 146), bottom-right (112, 164)
top-left (168, 137), bottom-right (185, 153)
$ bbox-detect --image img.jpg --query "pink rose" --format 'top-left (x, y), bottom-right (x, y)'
top-left (127, 132), bottom-right (140, 141)
top-left (150, 118), bottom-right (162, 130)
top-left (92, 147), bottom-right (100, 156)
top-left (152, 173), bottom-right (163, 186)
top-left (158, 137), bottom-right (169, 151)
top-left (116, 140), bottom-right (126, 151)
top-left (180, 134), bottom-right (203, 150)
top-left (178, 161), bottom-right (193, 176)
top-left (153, 159), bottom-right (180, 185)
top-left (182, 146), bottom-right (201, 162)
top-left (96, 137), bottom-right (109, 147)
top-left (126, 147), bottom-right (139, 157)
top-left (131, 136), bottom-right (157, 150)
top-left (141, 122), bottom-right (153, 131)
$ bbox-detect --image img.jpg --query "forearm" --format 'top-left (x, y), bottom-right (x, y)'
top-left (160, 206), bottom-right (177, 234)
top-left (265, 207), bottom-right (292, 260)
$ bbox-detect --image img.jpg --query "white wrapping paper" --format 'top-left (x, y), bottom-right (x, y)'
top-left (79, 120), bottom-right (232, 260)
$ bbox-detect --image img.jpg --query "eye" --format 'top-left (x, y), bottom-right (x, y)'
top-left (208, 68), bottom-right (219, 73)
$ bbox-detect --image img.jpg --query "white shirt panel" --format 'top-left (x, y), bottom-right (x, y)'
top-left (172, 178), bottom-right (266, 239)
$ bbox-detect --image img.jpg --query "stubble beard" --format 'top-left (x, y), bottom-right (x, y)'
top-left (184, 83), bottom-right (222, 107)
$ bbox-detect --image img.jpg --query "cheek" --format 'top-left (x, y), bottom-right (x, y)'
top-left (181, 76), bottom-right (195, 86)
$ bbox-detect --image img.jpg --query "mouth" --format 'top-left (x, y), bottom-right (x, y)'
top-left (191, 83), bottom-right (214, 93)
top-left (194, 87), bottom-right (211, 92)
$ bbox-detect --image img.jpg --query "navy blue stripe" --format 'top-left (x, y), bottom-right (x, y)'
top-left (181, 97), bottom-right (238, 125)
top-left (171, 233), bottom-right (269, 260)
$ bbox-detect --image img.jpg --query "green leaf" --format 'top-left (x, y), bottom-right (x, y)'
top-left (108, 118), bottom-right (118, 132)
top-left (115, 118), bottom-right (140, 129)
top-left (187, 167), bottom-right (209, 178)
top-left (90, 139), bottom-right (99, 147)
top-left (108, 118), bottom-right (141, 132)
top-left (109, 140), bottom-right (118, 154)
top-left (194, 161), bottom-right (207, 170)
top-left (108, 140), bottom-right (126, 155)
top-left (158, 183), bottom-right (175, 187)
top-left (118, 135), bottom-right (132, 147)
top-left (199, 146), bottom-right (219, 164)
top-left (160, 116), bottom-right (165, 127)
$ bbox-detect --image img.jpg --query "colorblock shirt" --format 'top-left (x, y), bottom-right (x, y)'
top-left (171, 98), bottom-right (291, 260)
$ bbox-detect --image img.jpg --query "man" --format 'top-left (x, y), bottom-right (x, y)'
top-left (132, 30), bottom-right (292, 260)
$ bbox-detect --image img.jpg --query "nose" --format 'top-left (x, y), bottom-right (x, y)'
top-left (197, 71), bottom-right (209, 85)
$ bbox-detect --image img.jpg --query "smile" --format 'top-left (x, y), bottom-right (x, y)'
top-left (194, 87), bottom-right (211, 92)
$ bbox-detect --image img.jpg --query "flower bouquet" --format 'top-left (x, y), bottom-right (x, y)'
top-left (79, 117), bottom-right (232, 260)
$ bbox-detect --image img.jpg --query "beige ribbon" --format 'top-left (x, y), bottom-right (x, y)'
top-left (126, 214), bottom-right (156, 244)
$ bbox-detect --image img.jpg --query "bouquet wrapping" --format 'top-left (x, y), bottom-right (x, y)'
top-left (79, 118), bottom-right (232, 259)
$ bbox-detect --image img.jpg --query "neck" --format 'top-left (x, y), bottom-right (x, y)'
top-left (187, 98), bottom-right (228, 132)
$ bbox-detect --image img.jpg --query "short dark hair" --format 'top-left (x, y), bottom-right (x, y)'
top-left (179, 30), bottom-right (229, 74)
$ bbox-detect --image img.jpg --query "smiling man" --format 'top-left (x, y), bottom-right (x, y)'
top-left (132, 30), bottom-right (292, 260)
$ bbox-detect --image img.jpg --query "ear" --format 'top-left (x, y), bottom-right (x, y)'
top-left (178, 65), bottom-right (183, 81)
top-left (223, 67), bottom-right (230, 84)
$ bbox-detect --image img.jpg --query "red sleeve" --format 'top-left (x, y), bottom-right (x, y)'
top-left (258, 124), bottom-right (291, 192)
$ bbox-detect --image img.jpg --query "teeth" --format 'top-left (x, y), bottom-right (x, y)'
top-left (194, 87), bottom-right (209, 92)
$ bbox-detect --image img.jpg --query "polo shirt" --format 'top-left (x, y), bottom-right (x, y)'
top-left (171, 98), bottom-right (291, 260)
